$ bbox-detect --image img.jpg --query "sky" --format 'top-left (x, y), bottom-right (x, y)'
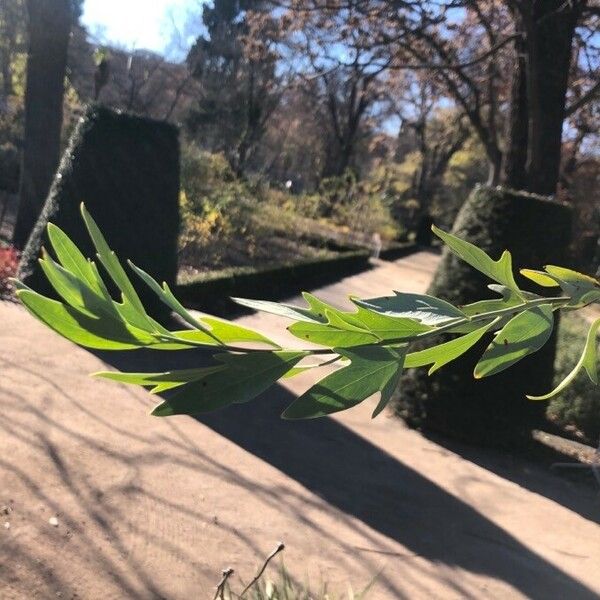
top-left (81, 0), bottom-right (203, 59)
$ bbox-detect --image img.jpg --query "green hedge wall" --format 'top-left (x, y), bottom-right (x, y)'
top-left (177, 250), bottom-right (371, 317)
top-left (18, 105), bottom-right (180, 322)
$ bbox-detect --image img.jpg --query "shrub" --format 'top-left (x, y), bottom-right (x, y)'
top-left (178, 148), bottom-right (398, 274)
top-left (0, 244), bottom-right (19, 299)
top-left (315, 171), bottom-right (399, 240)
top-left (399, 186), bottom-right (573, 447)
top-left (17, 105), bottom-right (180, 322)
top-left (548, 313), bottom-right (600, 444)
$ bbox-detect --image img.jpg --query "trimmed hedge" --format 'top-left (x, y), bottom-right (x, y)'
top-left (379, 242), bottom-right (418, 261)
top-left (18, 105), bottom-right (180, 322)
top-left (399, 185), bottom-right (573, 447)
top-left (177, 250), bottom-right (371, 316)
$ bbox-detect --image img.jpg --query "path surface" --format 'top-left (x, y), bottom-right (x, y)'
top-left (1, 251), bottom-right (600, 599)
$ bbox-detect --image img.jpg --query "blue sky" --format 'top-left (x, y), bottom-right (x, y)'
top-left (82, 0), bottom-right (203, 59)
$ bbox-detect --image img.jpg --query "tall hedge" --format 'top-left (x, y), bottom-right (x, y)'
top-left (399, 186), bottom-right (573, 447)
top-left (18, 105), bottom-right (180, 321)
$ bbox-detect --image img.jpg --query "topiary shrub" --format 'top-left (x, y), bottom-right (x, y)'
top-left (398, 185), bottom-right (573, 447)
top-left (18, 105), bottom-right (180, 321)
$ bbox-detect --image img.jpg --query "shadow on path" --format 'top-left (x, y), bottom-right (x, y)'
top-left (99, 348), bottom-right (599, 600)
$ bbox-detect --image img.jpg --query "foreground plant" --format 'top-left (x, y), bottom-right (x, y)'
top-left (14, 205), bottom-right (600, 419)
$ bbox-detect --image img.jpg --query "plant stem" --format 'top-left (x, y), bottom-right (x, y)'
top-left (240, 542), bottom-right (285, 597)
top-left (169, 296), bottom-right (571, 356)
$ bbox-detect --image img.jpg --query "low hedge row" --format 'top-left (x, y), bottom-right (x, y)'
top-left (177, 250), bottom-right (372, 316)
top-left (379, 242), bottom-right (418, 261)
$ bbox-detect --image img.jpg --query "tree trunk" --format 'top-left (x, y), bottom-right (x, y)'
top-left (12, 0), bottom-right (72, 249)
top-left (525, 1), bottom-right (579, 195)
top-left (501, 20), bottom-right (528, 190)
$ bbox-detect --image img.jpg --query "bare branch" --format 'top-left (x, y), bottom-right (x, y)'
top-left (240, 542), bottom-right (285, 597)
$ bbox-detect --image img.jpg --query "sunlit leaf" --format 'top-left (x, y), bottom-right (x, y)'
top-left (38, 251), bottom-right (110, 319)
top-left (543, 265), bottom-right (600, 307)
top-left (282, 345), bottom-right (405, 419)
top-left (80, 205), bottom-right (141, 306)
top-left (47, 223), bottom-right (105, 296)
top-left (405, 320), bottom-right (497, 374)
top-left (527, 318), bottom-right (600, 400)
top-left (152, 351), bottom-right (307, 416)
top-left (95, 366), bottom-right (227, 393)
top-left (353, 292), bottom-right (464, 326)
top-left (128, 260), bottom-right (214, 333)
top-left (474, 304), bottom-right (554, 378)
top-left (288, 315), bottom-right (378, 347)
top-left (199, 316), bottom-right (280, 348)
top-left (544, 265), bottom-right (599, 287)
top-left (433, 225), bottom-right (522, 297)
top-left (520, 269), bottom-right (560, 288)
top-left (232, 297), bottom-right (323, 323)
top-left (349, 303), bottom-right (433, 340)
top-left (17, 288), bottom-right (156, 350)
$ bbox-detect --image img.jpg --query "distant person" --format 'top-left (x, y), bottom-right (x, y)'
top-left (371, 232), bottom-right (382, 259)
top-left (415, 213), bottom-right (434, 247)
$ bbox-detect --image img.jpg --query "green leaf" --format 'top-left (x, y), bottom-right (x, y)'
top-left (299, 293), bottom-right (363, 326)
top-left (38, 251), bottom-right (119, 320)
top-left (544, 265), bottom-right (599, 287)
top-left (543, 265), bottom-right (599, 307)
top-left (232, 297), bottom-right (323, 323)
top-left (349, 303), bottom-right (433, 340)
top-left (95, 366), bottom-right (227, 393)
top-left (128, 261), bottom-right (212, 331)
top-left (17, 289), bottom-right (156, 350)
top-left (487, 284), bottom-right (538, 303)
top-left (288, 315), bottom-right (379, 347)
top-left (282, 345), bottom-right (405, 419)
top-left (47, 223), bottom-right (104, 295)
top-left (527, 318), bottom-right (600, 400)
top-left (80, 204), bottom-right (149, 314)
top-left (474, 304), bottom-right (554, 378)
top-left (520, 269), bottom-right (560, 288)
top-left (198, 316), bottom-right (280, 348)
top-left (152, 351), bottom-right (307, 416)
top-left (433, 225), bottom-right (522, 297)
top-left (405, 320), bottom-right (497, 374)
top-left (353, 292), bottom-right (464, 326)
top-left (461, 298), bottom-right (519, 317)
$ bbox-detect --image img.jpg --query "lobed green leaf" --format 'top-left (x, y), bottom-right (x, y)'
top-left (433, 225), bottom-right (523, 298)
top-left (527, 318), bottom-right (599, 400)
top-left (474, 304), bottom-right (554, 378)
top-left (282, 345), bottom-right (406, 419)
top-left (353, 292), bottom-right (464, 326)
top-left (405, 320), bottom-right (497, 374)
top-left (152, 351), bottom-right (307, 416)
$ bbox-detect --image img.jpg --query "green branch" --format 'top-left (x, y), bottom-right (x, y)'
top-left (14, 204), bottom-right (600, 420)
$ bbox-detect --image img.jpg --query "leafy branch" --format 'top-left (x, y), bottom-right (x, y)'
top-left (14, 205), bottom-right (600, 419)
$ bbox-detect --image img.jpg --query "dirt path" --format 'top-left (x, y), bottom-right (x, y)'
top-left (1, 251), bottom-right (600, 599)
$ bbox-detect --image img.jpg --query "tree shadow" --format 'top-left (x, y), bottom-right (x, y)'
top-left (99, 347), bottom-right (600, 600)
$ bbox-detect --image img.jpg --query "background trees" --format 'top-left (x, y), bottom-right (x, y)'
top-left (185, 0), bottom-right (283, 176)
